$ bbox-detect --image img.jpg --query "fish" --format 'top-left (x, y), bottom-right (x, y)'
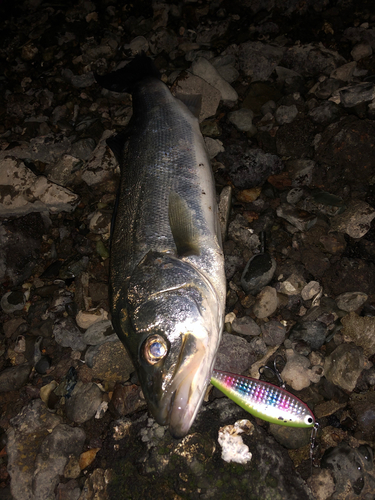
top-left (95, 55), bottom-right (226, 438)
top-left (211, 369), bottom-right (315, 428)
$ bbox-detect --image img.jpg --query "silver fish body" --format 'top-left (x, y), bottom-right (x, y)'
top-left (97, 59), bottom-right (226, 437)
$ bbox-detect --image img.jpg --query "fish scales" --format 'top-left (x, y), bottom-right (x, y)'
top-left (96, 56), bottom-right (226, 438)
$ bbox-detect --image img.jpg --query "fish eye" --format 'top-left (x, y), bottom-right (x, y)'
top-left (142, 334), bottom-right (168, 365)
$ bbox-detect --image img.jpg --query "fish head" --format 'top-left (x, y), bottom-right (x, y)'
top-left (125, 253), bottom-right (223, 438)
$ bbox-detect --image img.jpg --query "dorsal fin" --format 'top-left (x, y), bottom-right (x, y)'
top-left (168, 191), bottom-right (200, 257)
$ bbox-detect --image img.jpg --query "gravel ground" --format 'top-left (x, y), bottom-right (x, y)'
top-left (1, 1), bottom-right (375, 499)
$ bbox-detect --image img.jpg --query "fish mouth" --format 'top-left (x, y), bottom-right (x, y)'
top-left (154, 333), bottom-right (210, 438)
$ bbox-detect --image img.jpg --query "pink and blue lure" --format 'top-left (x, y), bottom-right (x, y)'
top-left (211, 369), bottom-right (316, 428)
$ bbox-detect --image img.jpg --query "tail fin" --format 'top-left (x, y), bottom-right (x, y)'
top-left (95, 54), bottom-right (160, 93)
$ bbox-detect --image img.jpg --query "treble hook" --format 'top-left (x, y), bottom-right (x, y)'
top-left (259, 354), bottom-right (286, 388)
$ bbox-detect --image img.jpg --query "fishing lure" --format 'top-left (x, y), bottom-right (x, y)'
top-left (211, 369), bottom-right (316, 428)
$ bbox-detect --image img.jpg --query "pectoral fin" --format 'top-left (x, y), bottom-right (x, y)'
top-left (168, 191), bottom-right (200, 257)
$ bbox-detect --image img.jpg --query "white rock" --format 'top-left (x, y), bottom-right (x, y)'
top-left (191, 57), bottom-right (238, 102)
top-left (81, 130), bottom-right (119, 187)
top-left (76, 308), bottom-right (109, 330)
top-left (253, 287), bottom-right (278, 319)
top-left (281, 349), bottom-right (322, 391)
top-left (204, 137), bottom-right (224, 159)
top-left (0, 157), bottom-right (79, 217)
top-left (218, 420), bottom-right (253, 464)
top-left (228, 108), bottom-right (255, 132)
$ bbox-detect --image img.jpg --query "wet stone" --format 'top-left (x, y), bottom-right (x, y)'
top-left (252, 286), bottom-right (278, 319)
top-left (0, 364), bottom-right (31, 392)
top-left (83, 319), bottom-right (116, 345)
top-left (228, 214), bottom-right (260, 250)
top-left (276, 203), bottom-right (317, 231)
top-left (89, 339), bottom-right (134, 383)
top-left (55, 480), bottom-right (81, 500)
top-left (281, 349), bottom-right (321, 391)
top-left (275, 104), bottom-right (298, 124)
top-left (53, 317), bottom-right (87, 351)
top-left (335, 291), bottom-right (368, 312)
top-left (232, 316), bottom-right (261, 336)
top-left (339, 82), bottom-right (375, 107)
top-left (241, 252), bottom-right (276, 295)
top-left (341, 312), bottom-right (375, 357)
top-left (269, 424), bottom-right (311, 450)
top-left (301, 281), bottom-right (321, 301)
top-left (324, 343), bottom-right (365, 392)
top-left (215, 333), bottom-right (257, 373)
top-left (65, 381), bottom-right (102, 424)
top-left (260, 320), bottom-right (286, 346)
top-left (1, 291), bottom-right (25, 314)
top-left (329, 199), bottom-right (375, 238)
top-left (321, 443), bottom-right (375, 498)
top-left (109, 383), bottom-right (146, 417)
top-left (218, 144), bottom-right (284, 189)
top-left (289, 321), bottom-right (327, 350)
top-left (227, 108), bottom-right (255, 132)
top-left (350, 392), bottom-right (375, 441)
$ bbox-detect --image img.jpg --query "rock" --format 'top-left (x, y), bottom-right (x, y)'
top-left (329, 200), bottom-right (375, 238)
top-left (191, 57), bottom-right (238, 102)
top-left (32, 424), bottom-right (85, 500)
top-left (276, 203), bottom-right (317, 231)
top-left (215, 333), bottom-right (257, 373)
top-left (227, 108), bottom-right (256, 132)
top-left (308, 100), bottom-right (342, 124)
top-left (281, 349), bottom-right (321, 391)
top-left (55, 479), bottom-right (81, 500)
top-left (0, 157), bottom-right (79, 217)
top-left (241, 252), bottom-right (276, 295)
top-left (81, 130), bottom-right (119, 189)
top-left (7, 399), bottom-right (62, 500)
top-left (172, 73), bottom-right (221, 121)
top-left (281, 44), bottom-right (346, 77)
top-left (65, 382), bottom-right (103, 424)
top-left (338, 82), bottom-right (375, 107)
top-left (83, 320), bottom-right (117, 345)
top-left (218, 185), bottom-right (232, 242)
top-left (301, 281), bottom-right (322, 301)
top-left (330, 61), bottom-right (356, 81)
top-left (88, 339), bottom-right (134, 382)
top-left (124, 35), bottom-right (149, 55)
top-left (253, 286), bottom-right (278, 319)
top-left (218, 145), bottom-right (284, 189)
top-left (275, 104), bottom-right (298, 125)
top-left (269, 424), bottom-right (311, 450)
top-left (324, 344), bottom-right (365, 391)
top-left (239, 41), bottom-right (285, 81)
top-left (350, 392), bottom-right (375, 441)
top-left (341, 312), bottom-right (375, 357)
top-left (306, 469), bottom-right (335, 500)
top-left (218, 420), bottom-right (253, 464)
top-left (289, 321), bottom-right (327, 350)
top-left (232, 316), bottom-right (261, 336)
top-left (286, 159), bottom-right (315, 187)
top-left (53, 317), bottom-right (87, 351)
top-left (335, 291), bottom-right (368, 312)
top-left (228, 214), bottom-right (260, 249)
top-left (64, 457), bottom-right (81, 480)
top-left (204, 137), bottom-right (224, 158)
top-left (44, 154), bottom-right (81, 187)
top-left (109, 383), bottom-right (145, 417)
top-left (0, 364), bottom-right (31, 392)
top-left (236, 187), bottom-right (262, 204)
top-left (1, 291), bottom-right (25, 313)
top-left (76, 308), bottom-right (109, 330)
top-left (277, 273), bottom-right (306, 296)
top-left (351, 43), bottom-right (373, 61)
top-left (321, 443), bottom-right (375, 499)
top-left (261, 320), bottom-right (286, 346)
top-left (79, 448), bottom-right (101, 470)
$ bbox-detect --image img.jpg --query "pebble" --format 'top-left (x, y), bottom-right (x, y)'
top-left (109, 383), bottom-right (145, 417)
top-left (276, 203), bottom-right (317, 231)
top-left (191, 57), bottom-right (239, 102)
top-left (252, 286), bottom-right (278, 319)
top-left (306, 469), bottom-right (335, 500)
top-left (281, 349), bottom-right (321, 391)
top-left (204, 137), bottom-right (225, 158)
top-left (289, 321), bottom-right (327, 350)
top-left (301, 281), bottom-right (322, 301)
top-left (215, 333), bottom-right (257, 373)
top-left (228, 214), bottom-right (260, 250)
top-left (241, 251), bottom-right (276, 295)
top-left (0, 364), bottom-right (31, 392)
top-left (1, 291), bottom-right (25, 314)
top-left (350, 392), bottom-right (375, 441)
top-left (88, 339), bottom-right (134, 382)
top-left (269, 424), bottom-right (311, 449)
top-left (335, 291), bottom-right (368, 312)
top-left (65, 382), bottom-right (103, 424)
top-left (64, 456), bottom-right (81, 480)
top-left (351, 43), bottom-right (373, 61)
top-left (275, 104), bottom-right (298, 124)
top-left (277, 273), bottom-right (306, 296)
top-left (218, 420), bottom-right (253, 464)
top-left (330, 61), bottom-right (356, 81)
top-left (53, 317), bottom-right (87, 351)
top-left (338, 82), bottom-right (375, 108)
top-left (341, 312), bottom-right (375, 357)
top-left (320, 443), bottom-right (375, 498)
top-left (218, 185), bottom-right (232, 242)
top-left (83, 319), bottom-right (117, 345)
top-left (220, 145), bottom-right (284, 189)
top-left (232, 316), bottom-right (261, 336)
top-left (260, 320), bottom-right (286, 346)
top-left (324, 343), bottom-right (365, 391)
top-left (227, 108), bottom-right (256, 132)
top-left (330, 199), bottom-right (375, 238)
top-left (76, 308), bottom-right (109, 330)
top-left (79, 448), bottom-right (101, 470)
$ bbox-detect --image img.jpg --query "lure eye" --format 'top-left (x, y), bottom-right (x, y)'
top-left (142, 334), bottom-right (168, 365)
top-left (304, 415), bottom-right (314, 426)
